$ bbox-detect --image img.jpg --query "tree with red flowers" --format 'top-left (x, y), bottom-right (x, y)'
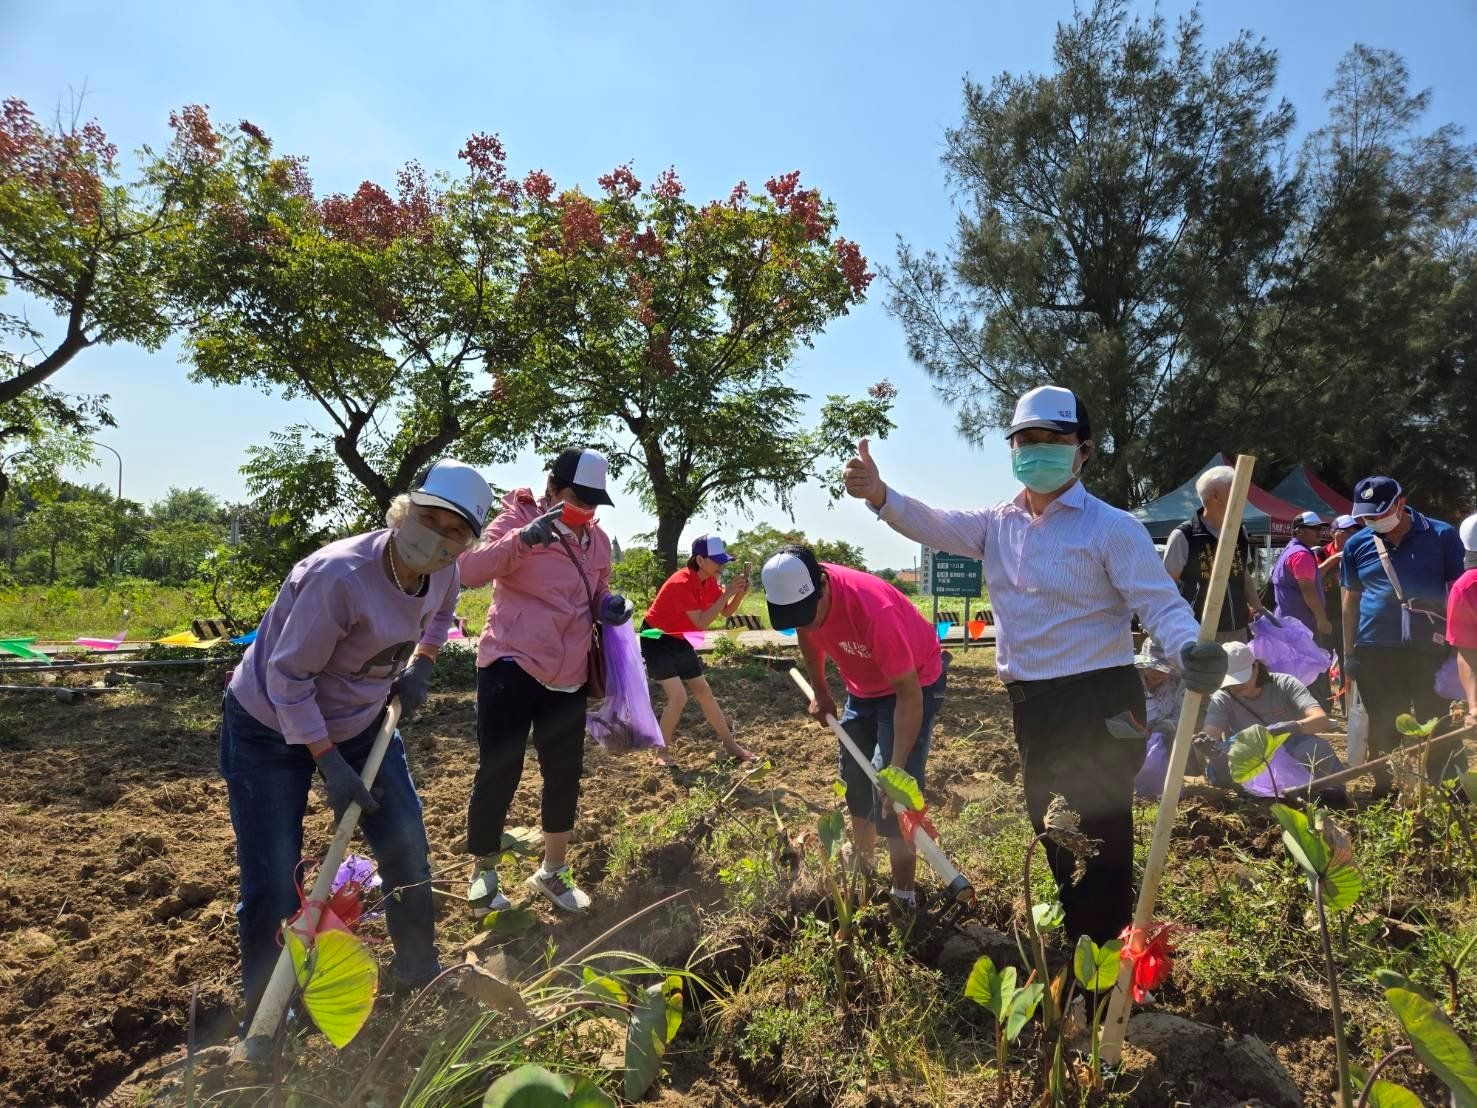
top-left (499, 165), bottom-right (892, 570)
top-left (164, 124), bottom-right (548, 526)
top-left (0, 96), bottom-right (217, 502)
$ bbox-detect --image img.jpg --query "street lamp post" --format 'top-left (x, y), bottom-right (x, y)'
top-left (82, 441), bottom-right (124, 575)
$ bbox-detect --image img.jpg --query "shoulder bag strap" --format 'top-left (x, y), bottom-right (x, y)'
top-left (555, 532), bottom-right (599, 620)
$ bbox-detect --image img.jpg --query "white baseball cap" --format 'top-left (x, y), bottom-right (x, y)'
top-left (761, 548), bottom-right (822, 631)
top-left (1460, 512), bottom-right (1477, 553)
top-left (1292, 511), bottom-right (1323, 529)
top-left (1220, 641), bottom-right (1257, 687)
top-left (1006, 385), bottom-right (1092, 439)
top-left (409, 459), bottom-right (493, 534)
top-left (692, 534), bottom-right (735, 564)
top-left (551, 447), bottom-right (613, 507)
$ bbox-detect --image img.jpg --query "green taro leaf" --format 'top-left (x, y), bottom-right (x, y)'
top-left (817, 810), bottom-right (846, 860)
top-left (1353, 1069), bottom-right (1424, 1108)
top-left (1004, 981), bottom-right (1045, 1041)
top-left (581, 966), bottom-right (628, 1004)
top-left (479, 907), bottom-right (540, 935)
top-left (876, 766), bottom-right (925, 812)
top-left (1271, 803), bottom-right (1330, 878)
top-left (1378, 972), bottom-right (1477, 1106)
top-left (286, 927), bottom-right (378, 1049)
top-left (1073, 935), bottom-right (1123, 992)
top-left (1320, 864), bottom-right (1362, 912)
top-left (500, 827), bottom-right (543, 858)
top-left (964, 956), bottom-right (1015, 1020)
top-left (482, 1063), bottom-right (616, 1107)
top-left (1032, 901), bottom-right (1066, 932)
top-left (1228, 724), bottom-right (1292, 784)
top-left (1395, 713), bottom-right (1438, 738)
top-left (1459, 772), bottom-right (1477, 806)
top-left (624, 976), bottom-right (683, 1101)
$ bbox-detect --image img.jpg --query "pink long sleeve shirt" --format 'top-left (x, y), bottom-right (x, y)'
top-left (459, 488), bottom-right (612, 688)
top-left (229, 529), bottom-right (458, 745)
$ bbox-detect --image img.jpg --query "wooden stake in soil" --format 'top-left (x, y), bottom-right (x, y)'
top-left (1099, 453), bottom-right (1257, 1065)
top-left (229, 697), bottom-right (403, 1064)
top-left (788, 667), bottom-right (974, 905)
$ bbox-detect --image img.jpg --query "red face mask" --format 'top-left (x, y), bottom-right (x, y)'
top-left (558, 500), bottom-right (595, 527)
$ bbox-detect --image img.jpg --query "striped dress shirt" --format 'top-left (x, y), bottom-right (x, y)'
top-left (874, 480), bottom-right (1201, 683)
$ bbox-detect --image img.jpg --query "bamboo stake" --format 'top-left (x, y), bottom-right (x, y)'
top-left (230, 698), bottom-right (403, 1063)
top-left (788, 667), bottom-right (974, 904)
top-left (1100, 453), bottom-right (1257, 1064)
top-left (1304, 722), bottom-right (1475, 792)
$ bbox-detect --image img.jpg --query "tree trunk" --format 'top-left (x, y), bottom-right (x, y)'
top-left (655, 512), bottom-right (686, 574)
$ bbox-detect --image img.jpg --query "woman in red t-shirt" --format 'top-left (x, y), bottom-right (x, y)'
top-left (641, 535), bottom-right (755, 764)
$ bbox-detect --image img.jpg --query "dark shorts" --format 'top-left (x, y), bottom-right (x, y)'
top-left (640, 626), bottom-right (704, 682)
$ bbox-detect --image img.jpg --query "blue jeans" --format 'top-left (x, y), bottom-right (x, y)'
top-left (219, 691), bottom-right (439, 1021)
top-left (838, 670), bottom-right (946, 836)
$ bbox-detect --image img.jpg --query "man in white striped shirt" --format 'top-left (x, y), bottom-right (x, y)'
top-left (844, 385), bottom-right (1227, 943)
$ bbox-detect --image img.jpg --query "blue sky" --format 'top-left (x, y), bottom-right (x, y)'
top-left (4, 0), bottom-right (1474, 568)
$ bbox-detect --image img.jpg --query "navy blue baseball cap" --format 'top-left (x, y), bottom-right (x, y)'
top-left (1351, 476), bottom-right (1402, 518)
top-left (692, 534), bottom-right (735, 564)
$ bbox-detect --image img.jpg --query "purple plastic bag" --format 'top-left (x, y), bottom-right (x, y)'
top-left (1134, 732), bottom-right (1172, 798)
top-left (1243, 735), bottom-right (1344, 798)
top-left (1248, 614), bottom-right (1332, 686)
top-left (586, 620), bottom-right (665, 753)
top-left (1436, 655), bottom-right (1463, 701)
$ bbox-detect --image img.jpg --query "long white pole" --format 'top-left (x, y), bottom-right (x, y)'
top-left (231, 698), bottom-right (403, 1061)
top-left (1099, 454), bottom-right (1256, 1064)
top-left (788, 667), bottom-right (974, 904)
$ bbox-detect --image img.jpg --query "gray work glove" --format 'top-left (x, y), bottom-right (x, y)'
top-left (1342, 654), bottom-right (1363, 684)
top-left (390, 654), bottom-right (435, 720)
top-left (600, 593), bottom-right (634, 626)
top-left (315, 746), bottom-right (380, 819)
top-left (1180, 640), bottom-right (1229, 695)
top-left (519, 506), bottom-right (565, 548)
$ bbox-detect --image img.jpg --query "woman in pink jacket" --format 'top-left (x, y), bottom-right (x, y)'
top-left (458, 448), bottom-right (632, 912)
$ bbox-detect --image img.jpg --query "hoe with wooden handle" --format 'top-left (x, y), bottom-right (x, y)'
top-left (230, 697), bottom-right (403, 1064)
top-left (1099, 453), bottom-right (1256, 1065)
top-left (788, 667), bottom-right (975, 906)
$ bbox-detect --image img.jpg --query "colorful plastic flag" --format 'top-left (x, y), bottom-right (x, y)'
top-left (778, 627), bottom-right (797, 636)
top-left (75, 632), bottom-right (126, 650)
top-left (0, 636), bottom-right (49, 662)
top-left (156, 632), bottom-right (221, 649)
top-left (682, 631), bottom-right (709, 648)
top-left (230, 629), bottom-right (257, 645)
top-left (936, 622), bottom-right (953, 641)
top-left (967, 620), bottom-right (987, 639)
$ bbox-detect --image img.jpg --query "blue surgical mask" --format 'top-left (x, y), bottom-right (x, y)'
top-left (1011, 443), bottom-right (1081, 494)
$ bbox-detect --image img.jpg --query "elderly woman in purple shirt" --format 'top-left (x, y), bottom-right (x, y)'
top-left (219, 460), bottom-right (491, 1023)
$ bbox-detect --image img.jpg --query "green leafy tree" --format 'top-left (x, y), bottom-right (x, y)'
top-left (0, 96), bottom-right (216, 503)
top-left (504, 165), bottom-right (894, 570)
top-left (165, 124), bottom-right (545, 522)
top-left (888, 0), bottom-right (1297, 505)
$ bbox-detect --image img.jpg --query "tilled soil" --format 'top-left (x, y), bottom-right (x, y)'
top-left (0, 651), bottom-right (1353, 1107)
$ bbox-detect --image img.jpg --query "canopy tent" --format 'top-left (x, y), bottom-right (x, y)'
top-left (1271, 465), bottom-right (1352, 520)
top-left (1131, 454), bottom-right (1309, 542)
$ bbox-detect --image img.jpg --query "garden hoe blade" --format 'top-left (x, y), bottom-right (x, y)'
top-left (786, 666), bottom-right (976, 909)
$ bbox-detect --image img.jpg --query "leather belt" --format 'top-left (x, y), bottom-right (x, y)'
top-left (1003, 668), bottom-right (1109, 705)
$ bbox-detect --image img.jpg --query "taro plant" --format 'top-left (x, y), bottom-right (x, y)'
top-left (482, 1063), bottom-right (615, 1107)
top-left (1360, 969), bottom-right (1477, 1108)
top-left (1228, 723), bottom-right (1295, 796)
top-left (1071, 933), bottom-right (1124, 1090)
top-left (964, 954), bottom-right (1043, 1108)
top-left (1271, 802), bottom-right (1362, 1107)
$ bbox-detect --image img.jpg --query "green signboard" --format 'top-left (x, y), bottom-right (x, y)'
top-left (929, 551), bottom-right (983, 598)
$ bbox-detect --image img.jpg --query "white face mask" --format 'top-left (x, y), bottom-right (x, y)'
top-left (1367, 509), bottom-right (1401, 534)
top-left (393, 516), bottom-right (467, 574)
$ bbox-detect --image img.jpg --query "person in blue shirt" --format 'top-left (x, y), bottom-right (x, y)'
top-left (1340, 476), bottom-right (1467, 797)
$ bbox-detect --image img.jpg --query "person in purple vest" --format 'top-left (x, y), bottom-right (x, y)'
top-left (1272, 510), bottom-right (1335, 706)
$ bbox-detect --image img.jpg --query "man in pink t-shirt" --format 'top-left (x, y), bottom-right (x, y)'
top-left (762, 544), bottom-right (945, 905)
top-left (1448, 513), bottom-right (1477, 717)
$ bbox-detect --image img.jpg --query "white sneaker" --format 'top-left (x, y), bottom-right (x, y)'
top-left (527, 865), bottom-right (591, 912)
top-left (468, 867), bottom-right (511, 912)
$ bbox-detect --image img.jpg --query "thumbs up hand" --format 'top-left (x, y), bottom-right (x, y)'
top-left (844, 438), bottom-right (887, 509)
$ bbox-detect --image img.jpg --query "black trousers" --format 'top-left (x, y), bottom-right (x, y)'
top-left (1012, 665), bottom-right (1146, 945)
top-left (466, 659), bottom-right (587, 858)
top-left (1356, 645), bottom-right (1463, 794)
